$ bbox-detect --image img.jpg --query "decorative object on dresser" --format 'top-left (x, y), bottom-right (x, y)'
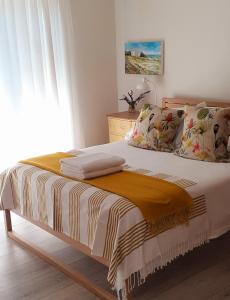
top-left (119, 89), bottom-right (150, 112)
top-left (107, 111), bottom-right (139, 142)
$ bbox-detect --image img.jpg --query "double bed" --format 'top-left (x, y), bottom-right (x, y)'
top-left (1, 98), bottom-right (230, 300)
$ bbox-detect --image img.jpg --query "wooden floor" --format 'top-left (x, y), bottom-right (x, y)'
top-left (1, 212), bottom-right (230, 300)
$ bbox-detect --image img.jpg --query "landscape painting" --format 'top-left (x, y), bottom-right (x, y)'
top-left (125, 40), bottom-right (163, 75)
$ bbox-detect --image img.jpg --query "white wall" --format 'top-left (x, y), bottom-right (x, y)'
top-left (70, 0), bottom-right (117, 147)
top-left (115, 0), bottom-right (230, 111)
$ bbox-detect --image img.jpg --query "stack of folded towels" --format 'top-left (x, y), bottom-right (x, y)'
top-left (60, 152), bottom-right (125, 180)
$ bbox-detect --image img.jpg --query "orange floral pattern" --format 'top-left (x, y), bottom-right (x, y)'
top-left (176, 106), bottom-right (230, 162)
top-left (129, 105), bottom-right (184, 152)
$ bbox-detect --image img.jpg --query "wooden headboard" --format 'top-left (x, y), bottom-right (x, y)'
top-left (162, 97), bottom-right (230, 108)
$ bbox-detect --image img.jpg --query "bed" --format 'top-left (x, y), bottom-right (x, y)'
top-left (1, 97), bottom-right (230, 300)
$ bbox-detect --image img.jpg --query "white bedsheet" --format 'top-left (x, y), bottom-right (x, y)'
top-left (81, 140), bottom-right (230, 239)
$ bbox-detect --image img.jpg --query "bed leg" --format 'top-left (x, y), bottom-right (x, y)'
top-left (4, 209), bottom-right (12, 234)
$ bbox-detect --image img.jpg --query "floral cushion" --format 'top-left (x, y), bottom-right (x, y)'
top-left (176, 106), bottom-right (230, 161)
top-left (128, 105), bottom-right (185, 152)
top-left (173, 102), bottom-right (207, 150)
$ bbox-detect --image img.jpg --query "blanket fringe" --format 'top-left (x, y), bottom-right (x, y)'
top-left (148, 207), bottom-right (191, 234)
top-left (116, 231), bottom-right (209, 300)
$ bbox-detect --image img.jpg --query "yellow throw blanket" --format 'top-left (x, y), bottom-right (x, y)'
top-left (20, 152), bottom-right (193, 233)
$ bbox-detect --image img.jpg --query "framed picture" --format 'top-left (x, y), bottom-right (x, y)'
top-left (125, 40), bottom-right (164, 75)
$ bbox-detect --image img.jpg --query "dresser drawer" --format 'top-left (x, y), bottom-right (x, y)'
top-left (108, 118), bottom-right (133, 136)
top-left (107, 111), bottom-right (139, 143)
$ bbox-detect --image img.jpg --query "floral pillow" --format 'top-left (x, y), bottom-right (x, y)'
top-left (173, 102), bottom-right (207, 150)
top-left (176, 106), bottom-right (230, 161)
top-left (128, 105), bottom-right (185, 152)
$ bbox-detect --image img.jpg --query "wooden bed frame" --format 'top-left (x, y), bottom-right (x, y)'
top-left (4, 97), bottom-right (229, 300)
top-left (162, 97), bottom-right (230, 108)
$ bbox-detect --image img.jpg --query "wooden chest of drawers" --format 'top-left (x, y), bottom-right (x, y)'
top-left (107, 111), bottom-right (139, 142)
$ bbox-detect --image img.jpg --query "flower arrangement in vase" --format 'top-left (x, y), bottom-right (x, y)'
top-left (119, 90), bottom-right (150, 113)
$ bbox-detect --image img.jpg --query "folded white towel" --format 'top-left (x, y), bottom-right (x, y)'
top-left (61, 165), bottom-right (123, 180)
top-left (60, 153), bottom-right (125, 173)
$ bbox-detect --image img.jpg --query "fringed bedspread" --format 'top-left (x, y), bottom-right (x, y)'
top-left (0, 164), bottom-right (208, 298)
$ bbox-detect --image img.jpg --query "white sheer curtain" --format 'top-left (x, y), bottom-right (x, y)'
top-left (0, 0), bottom-right (81, 171)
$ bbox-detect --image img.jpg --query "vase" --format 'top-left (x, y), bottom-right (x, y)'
top-left (128, 106), bottom-right (136, 113)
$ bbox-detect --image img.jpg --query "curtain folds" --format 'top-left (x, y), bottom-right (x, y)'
top-left (0, 0), bottom-right (82, 171)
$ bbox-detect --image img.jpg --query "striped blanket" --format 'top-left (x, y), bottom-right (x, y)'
top-left (0, 163), bottom-right (208, 298)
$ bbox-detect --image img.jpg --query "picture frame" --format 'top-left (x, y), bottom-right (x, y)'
top-left (125, 40), bottom-right (164, 75)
